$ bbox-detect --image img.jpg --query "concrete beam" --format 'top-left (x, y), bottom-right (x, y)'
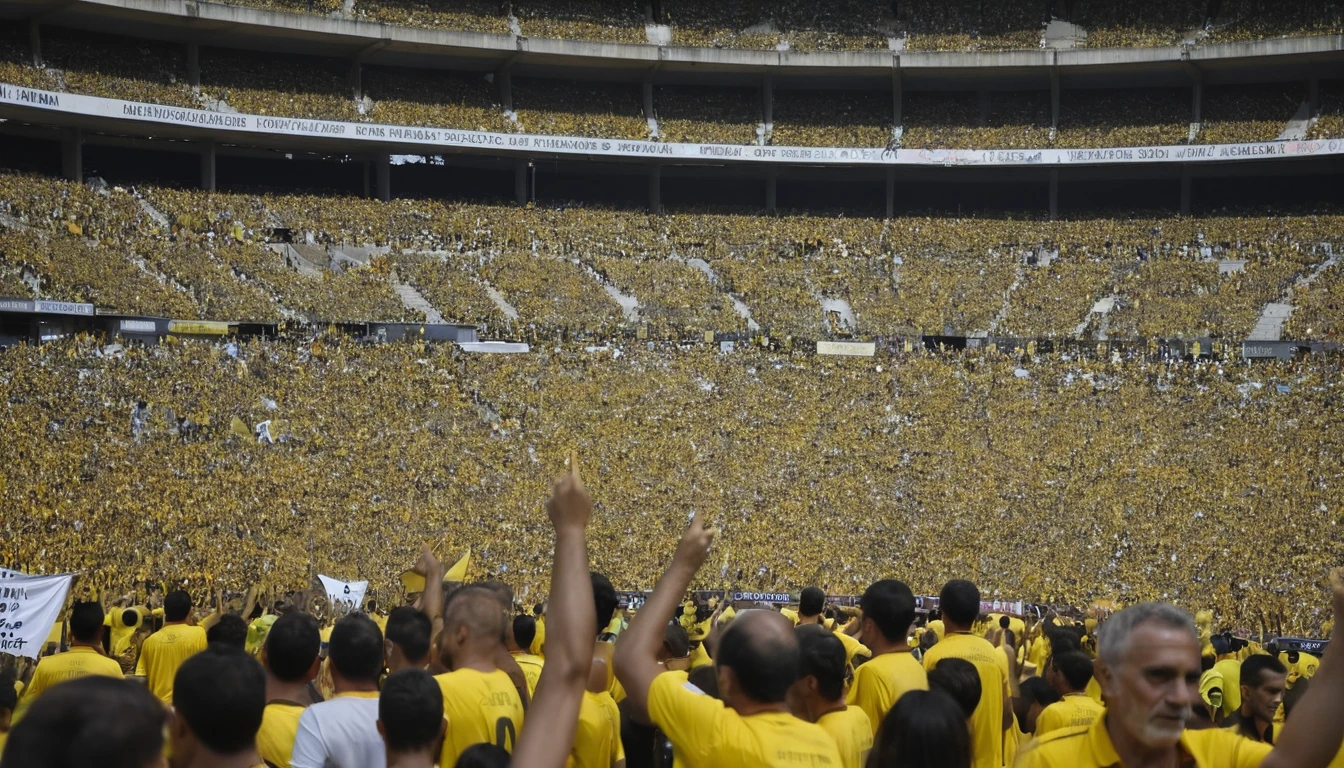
top-left (514, 159), bottom-right (528, 206)
top-left (642, 79), bottom-right (654, 125)
top-left (762, 75), bottom-right (773, 134)
top-left (61, 128), bottom-right (82, 183)
top-left (892, 71), bottom-right (903, 135)
top-left (375, 154), bottom-right (390, 201)
top-left (200, 139), bottom-right (216, 191)
top-left (498, 67), bottom-right (513, 113)
top-left (349, 60), bottom-right (362, 101)
top-left (648, 165), bottom-right (661, 213)
top-left (1050, 67), bottom-right (1060, 131)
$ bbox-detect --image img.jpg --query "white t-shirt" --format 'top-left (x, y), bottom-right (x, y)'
top-left (289, 692), bottom-right (385, 768)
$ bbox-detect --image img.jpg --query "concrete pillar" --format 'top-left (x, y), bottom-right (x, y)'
top-left (61, 128), bottom-right (82, 183)
top-left (765, 171), bottom-right (777, 213)
top-left (375, 154), bottom-right (390, 202)
top-left (1310, 74), bottom-right (1320, 114)
top-left (1180, 165), bottom-right (1192, 215)
top-left (891, 71), bottom-right (903, 136)
top-left (498, 68), bottom-right (513, 112)
top-left (648, 165), bottom-right (662, 213)
top-left (762, 75), bottom-right (774, 131)
top-left (514, 159), bottom-right (528, 206)
top-left (642, 78), bottom-right (655, 124)
top-left (348, 60), bottom-right (362, 102)
top-left (200, 140), bottom-right (216, 192)
top-left (26, 19), bottom-right (40, 66)
top-left (885, 168), bottom-right (895, 219)
top-left (1050, 68), bottom-right (1060, 131)
top-left (650, 0), bottom-right (662, 23)
top-left (363, 160), bottom-right (371, 198)
top-left (186, 42), bottom-right (200, 89)
top-left (1191, 79), bottom-right (1203, 125)
top-left (1048, 169), bottom-right (1059, 220)
top-left (978, 89), bottom-right (990, 126)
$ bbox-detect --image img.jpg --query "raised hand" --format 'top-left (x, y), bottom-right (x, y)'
top-left (546, 471), bottom-right (592, 533)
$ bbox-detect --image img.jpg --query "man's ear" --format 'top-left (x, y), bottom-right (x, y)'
top-left (169, 709), bottom-right (194, 760)
top-left (376, 719), bottom-right (387, 741)
top-left (305, 655), bottom-right (321, 683)
top-left (1094, 659), bottom-right (1117, 700)
top-left (716, 665), bottom-right (734, 699)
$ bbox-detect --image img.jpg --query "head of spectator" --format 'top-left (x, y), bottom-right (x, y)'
top-left (509, 615), bottom-right (536, 655)
top-left (798, 587), bottom-right (826, 622)
top-left (714, 609), bottom-right (798, 714)
top-left (164, 590), bottom-right (193, 624)
top-left (660, 621), bottom-right (691, 671)
top-left (1047, 650), bottom-right (1096, 697)
top-left (0, 669), bottom-right (16, 735)
top-left (69, 600), bottom-right (107, 647)
top-left (687, 664), bottom-right (721, 700)
top-left (927, 657), bottom-right (982, 720)
top-left (1017, 676), bottom-right (1061, 733)
top-left (870, 689), bottom-right (972, 768)
top-left (170, 646), bottom-right (266, 767)
top-left (206, 614), bottom-right (249, 650)
top-left (858, 579), bottom-right (917, 653)
top-left (385, 606), bottom-right (433, 672)
top-left (474, 581), bottom-right (514, 644)
top-left (786, 624), bottom-right (847, 722)
top-left (1095, 603), bottom-right (1199, 753)
top-left (1237, 654), bottom-right (1287, 734)
top-left (261, 611), bottom-right (321, 692)
top-left (330, 613), bottom-right (386, 693)
top-left (454, 742), bottom-right (511, 768)
top-left (938, 580), bottom-right (981, 632)
top-left (591, 572), bottom-right (618, 638)
top-left (1, 677), bottom-right (167, 768)
top-left (377, 668), bottom-right (446, 768)
top-left (439, 585), bottom-right (507, 671)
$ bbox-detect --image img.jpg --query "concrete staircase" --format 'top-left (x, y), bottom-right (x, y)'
top-left (390, 270), bottom-right (445, 324)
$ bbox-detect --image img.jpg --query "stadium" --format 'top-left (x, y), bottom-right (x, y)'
top-left (1, 2), bottom-right (1344, 767)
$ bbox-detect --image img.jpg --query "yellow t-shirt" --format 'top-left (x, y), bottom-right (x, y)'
top-left (15, 647), bottom-right (124, 721)
top-left (1015, 715), bottom-right (1273, 768)
top-left (1028, 634), bottom-right (1051, 675)
top-left (567, 690), bottom-right (624, 768)
top-left (135, 623), bottom-right (208, 704)
top-left (1214, 658), bottom-right (1243, 718)
top-left (833, 630), bottom-right (871, 668)
top-left (104, 607), bottom-right (148, 657)
top-left (1035, 693), bottom-right (1105, 736)
top-left (256, 701), bottom-right (305, 768)
top-left (817, 706), bottom-right (873, 768)
top-left (436, 668), bottom-right (525, 767)
top-left (531, 616), bottom-right (546, 658)
top-left (511, 652), bottom-right (545, 698)
top-left (925, 620), bottom-right (945, 641)
top-left (1084, 675), bottom-right (1103, 705)
top-left (688, 643), bottom-right (712, 670)
top-left (646, 671), bottom-right (842, 767)
top-left (922, 633), bottom-right (1009, 768)
top-left (845, 651), bottom-right (928, 734)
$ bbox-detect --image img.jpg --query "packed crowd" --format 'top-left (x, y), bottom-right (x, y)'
top-left (1, 24), bottom-right (1320, 149)
top-left (4, 171), bottom-right (1343, 342)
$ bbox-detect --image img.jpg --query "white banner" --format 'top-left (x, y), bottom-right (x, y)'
top-left (318, 574), bottom-right (368, 614)
top-left (0, 572), bottom-right (75, 659)
top-left (1, 83), bottom-right (1340, 168)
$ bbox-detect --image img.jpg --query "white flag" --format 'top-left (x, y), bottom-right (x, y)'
top-left (318, 575), bottom-right (367, 615)
top-left (0, 572), bottom-right (74, 659)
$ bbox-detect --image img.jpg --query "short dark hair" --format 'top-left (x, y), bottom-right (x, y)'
top-left (662, 622), bottom-right (689, 659)
top-left (859, 580), bottom-right (917, 644)
top-left (456, 743), bottom-right (511, 768)
top-left (379, 668), bottom-right (444, 752)
top-left (799, 587), bottom-right (826, 617)
top-left (1052, 651), bottom-right (1095, 692)
top-left (386, 606), bottom-right (433, 664)
top-left (164, 590), bottom-right (193, 622)
top-left (0, 670), bottom-right (17, 712)
top-left (1, 677), bottom-right (166, 767)
top-left (329, 612), bottom-right (385, 682)
top-left (999, 616), bottom-right (1011, 629)
top-left (207, 614), bottom-right (249, 649)
top-left (928, 657), bottom-right (982, 719)
top-left (1019, 676), bottom-right (1060, 708)
top-left (69, 601), bottom-right (105, 643)
top-left (121, 608), bottom-right (141, 628)
top-left (592, 572), bottom-right (618, 637)
top-left (442, 586), bottom-right (508, 653)
top-left (173, 647), bottom-right (265, 755)
top-left (264, 612), bottom-right (321, 682)
top-left (715, 614), bottom-right (797, 704)
top-left (938, 581), bottom-right (981, 627)
top-left (1241, 654), bottom-right (1288, 690)
top-left (795, 624), bottom-right (846, 702)
top-left (871, 689), bottom-right (972, 768)
top-left (512, 615), bottom-right (537, 650)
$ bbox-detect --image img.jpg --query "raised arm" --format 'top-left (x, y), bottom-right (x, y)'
top-left (613, 512), bottom-right (715, 720)
top-left (509, 470), bottom-right (594, 768)
top-left (1263, 569), bottom-right (1344, 768)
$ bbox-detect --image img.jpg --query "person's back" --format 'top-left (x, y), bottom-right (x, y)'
top-left (788, 624), bottom-right (872, 768)
top-left (568, 688), bottom-right (623, 768)
top-left (137, 590), bottom-right (208, 704)
top-left (17, 601), bottom-right (124, 718)
top-left (258, 611), bottom-right (322, 768)
top-left (1035, 651), bottom-right (1104, 736)
top-left (291, 613), bottom-right (386, 768)
top-left (435, 586), bottom-right (526, 766)
top-left (845, 580), bottom-right (928, 734)
top-left (510, 614), bottom-right (546, 698)
top-left (921, 581), bottom-right (1008, 768)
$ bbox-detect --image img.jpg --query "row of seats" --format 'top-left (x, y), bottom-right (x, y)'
top-left (3, 26), bottom-right (1328, 148)
top-left (2, 171), bottom-right (1340, 342)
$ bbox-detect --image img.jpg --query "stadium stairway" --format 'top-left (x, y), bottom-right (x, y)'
top-left (1250, 253), bottom-right (1340, 340)
top-left (1278, 101), bottom-right (1315, 141)
top-left (390, 269), bottom-right (445, 324)
top-left (682, 255), bottom-right (760, 332)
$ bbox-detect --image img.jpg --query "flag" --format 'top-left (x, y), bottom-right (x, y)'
top-left (229, 416), bottom-right (252, 441)
top-left (444, 547), bottom-right (471, 582)
top-left (317, 575), bottom-right (367, 615)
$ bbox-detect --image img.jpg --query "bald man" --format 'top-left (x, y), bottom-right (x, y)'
top-left (434, 586), bottom-right (526, 767)
top-left (614, 513), bottom-right (841, 767)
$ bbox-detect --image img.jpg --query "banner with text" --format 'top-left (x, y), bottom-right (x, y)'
top-left (0, 572), bottom-right (74, 659)
top-left (318, 575), bottom-right (368, 614)
top-left (2, 83), bottom-right (1338, 169)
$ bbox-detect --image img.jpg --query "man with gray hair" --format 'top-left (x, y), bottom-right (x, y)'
top-left (1016, 569), bottom-right (1344, 768)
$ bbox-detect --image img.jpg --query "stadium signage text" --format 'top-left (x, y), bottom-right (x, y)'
top-left (4, 84), bottom-right (1342, 168)
top-left (732, 591), bottom-right (792, 603)
top-left (0, 298), bottom-right (96, 316)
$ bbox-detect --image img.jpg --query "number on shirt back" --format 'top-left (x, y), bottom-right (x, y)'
top-left (494, 717), bottom-right (516, 752)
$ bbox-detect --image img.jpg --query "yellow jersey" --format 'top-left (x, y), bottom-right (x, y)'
top-left (567, 690), bottom-right (624, 768)
top-left (687, 643), bottom-right (712, 670)
top-left (1015, 715), bottom-right (1272, 768)
top-left (256, 701), bottom-right (305, 768)
top-left (15, 647), bottom-right (124, 721)
top-left (923, 633), bottom-right (1010, 768)
top-left (1214, 658), bottom-right (1243, 718)
top-left (646, 671), bottom-right (842, 767)
top-left (436, 668), bottom-right (525, 767)
top-left (1035, 694), bottom-right (1105, 736)
top-left (511, 652), bottom-right (545, 698)
top-left (833, 630), bottom-right (871, 668)
top-left (104, 607), bottom-right (147, 657)
top-left (136, 623), bottom-right (208, 704)
top-left (817, 706), bottom-right (873, 768)
top-left (845, 651), bottom-right (928, 734)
